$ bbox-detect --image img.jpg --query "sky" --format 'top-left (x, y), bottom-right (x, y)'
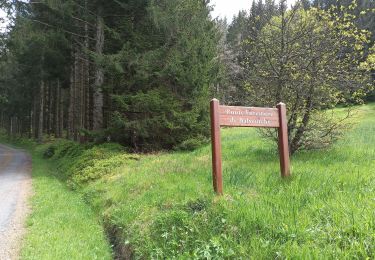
top-left (0, 8), bottom-right (7, 32)
top-left (211, 0), bottom-right (298, 22)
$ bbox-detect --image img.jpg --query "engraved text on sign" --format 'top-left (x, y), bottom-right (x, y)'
top-left (210, 99), bottom-right (291, 195)
top-left (219, 106), bottom-right (280, 128)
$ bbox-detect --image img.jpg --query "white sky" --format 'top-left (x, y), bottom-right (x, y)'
top-left (211, 0), bottom-right (298, 22)
top-left (0, 8), bottom-right (7, 32)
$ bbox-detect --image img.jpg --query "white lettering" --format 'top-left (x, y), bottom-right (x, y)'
top-left (224, 109), bottom-right (273, 117)
top-left (239, 118), bottom-right (271, 125)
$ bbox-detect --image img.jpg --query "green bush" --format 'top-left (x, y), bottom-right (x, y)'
top-left (43, 145), bottom-right (55, 158)
top-left (49, 142), bottom-right (137, 188)
top-left (68, 153), bottom-right (139, 188)
top-left (38, 140), bottom-right (130, 184)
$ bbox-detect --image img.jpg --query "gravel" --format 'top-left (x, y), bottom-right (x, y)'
top-left (0, 145), bottom-right (32, 260)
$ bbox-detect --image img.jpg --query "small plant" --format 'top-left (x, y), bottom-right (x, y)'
top-left (186, 198), bottom-right (208, 213)
top-left (43, 145), bottom-right (55, 159)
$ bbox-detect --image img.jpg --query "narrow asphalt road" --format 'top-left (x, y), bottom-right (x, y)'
top-left (0, 144), bottom-right (32, 260)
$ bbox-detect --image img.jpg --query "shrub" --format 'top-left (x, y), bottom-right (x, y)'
top-left (43, 145), bottom-right (55, 158)
top-left (55, 143), bottom-right (138, 188)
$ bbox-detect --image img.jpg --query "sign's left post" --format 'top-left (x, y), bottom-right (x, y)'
top-left (210, 99), bottom-right (223, 195)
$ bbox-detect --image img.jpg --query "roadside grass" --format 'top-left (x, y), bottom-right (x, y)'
top-left (20, 151), bottom-right (112, 260)
top-left (85, 105), bottom-right (374, 258)
top-left (13, 103), bottom-right (375, 258)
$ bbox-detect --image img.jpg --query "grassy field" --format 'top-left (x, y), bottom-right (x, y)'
top-left (11, 103), bottom-right (375, 259)
top-left (19, 151), bottom-right (112, 259)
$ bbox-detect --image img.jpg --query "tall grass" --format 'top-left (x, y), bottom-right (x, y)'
top-left (19, 104), bottom-right (375, 259)
top-left (67, 104), bottom-right (373, 258)
top-left (20, 153), bottom-right (112, 260)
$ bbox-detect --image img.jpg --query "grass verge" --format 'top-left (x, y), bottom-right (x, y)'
top-left (6, 103), bottom-right (375, 259)
top-left (79, 104), bottom-right (375, 259)
top-left (20, 149), bottom-right (112, 260)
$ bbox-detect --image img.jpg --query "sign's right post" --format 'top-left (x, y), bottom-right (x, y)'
top-left (276, 102), bottom-right (291, 177)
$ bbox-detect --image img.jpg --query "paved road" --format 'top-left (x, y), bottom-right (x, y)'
top-left (0, 145), bottom-right (31, 260)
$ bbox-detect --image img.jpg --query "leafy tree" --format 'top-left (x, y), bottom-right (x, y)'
top-left (223, 0), bottom-right (279, 104)
top-left (242, 3), bottom-right (372, 153)
top-left (311, 0), bottom-right (375, 99)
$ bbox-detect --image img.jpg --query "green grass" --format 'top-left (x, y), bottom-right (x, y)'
top-left (15, 104), bottom-right (375, 259)
top-left (20, 152), bottom-right (112, 260)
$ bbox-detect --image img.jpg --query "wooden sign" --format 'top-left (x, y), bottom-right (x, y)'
top-left (210, 99), bottom-right (291, 195)
top-left (219, 106), bottom-right (280, 128)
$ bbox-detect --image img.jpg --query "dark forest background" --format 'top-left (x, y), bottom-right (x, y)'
top-left (0, 0), bottom-right (373, 153)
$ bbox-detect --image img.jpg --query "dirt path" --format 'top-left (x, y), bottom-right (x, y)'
top-left (0, 144), bottom-right (32, 260)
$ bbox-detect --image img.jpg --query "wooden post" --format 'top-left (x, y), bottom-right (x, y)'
top-left (209, 100), bottom-right (291, 195)
top-left (276, 103), bottom-right (291, 177)
top-left (210, 99), bottom-right (223, 195)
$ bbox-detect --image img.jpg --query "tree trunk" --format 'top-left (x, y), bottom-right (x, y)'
top-left (10, 117), bottom-right (13, 137)
top-left (79, 49), bottom-right (86, 142)
top-left (44, 81), bottom-right (49, 133)
top-left (55, 79), bottom-right (60, 137)
top-left (0, 111), bottom-right (3, 129)
top-left (29, 109), bottom-right (33, 139)
top-left (93, 10), bottom-right (104, 131)
top-left (48, 82), bottom-right (53, 135)
top-left (84, 8), bottom-right (91, 131)
top-left (74, 49), bottom-right (80, 141)
top-left (68, 54), bottom-right (75, 140)
top-left (37, 79), bottom-right (44, 144)
top-left (276, 0), bottom-right (287, 103)
top-left (59, 87), bottom-right (64, 138)
top-left (33, 94), bottom-right (38, 139)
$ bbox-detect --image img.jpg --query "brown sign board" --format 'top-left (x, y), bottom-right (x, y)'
top-left (210, 99), bottom-right (291, 195)
top-left (219, 106), bottom-right (280, 128)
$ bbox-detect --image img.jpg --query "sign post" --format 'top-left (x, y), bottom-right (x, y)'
top-left (210, 99), bottom-right (291, 195)
top-left (210, 99), bottom-right (223, 194)
top-left (276, 103), bottom-right (290, 178)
